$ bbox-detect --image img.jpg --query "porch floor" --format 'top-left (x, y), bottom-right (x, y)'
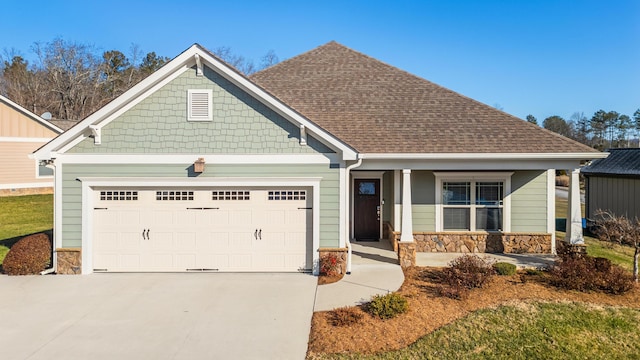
top-left (416, 252), bottom-right (557, 269)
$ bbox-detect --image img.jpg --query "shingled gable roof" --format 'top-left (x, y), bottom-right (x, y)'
top-left (250, 41), bottom-right (600, 155)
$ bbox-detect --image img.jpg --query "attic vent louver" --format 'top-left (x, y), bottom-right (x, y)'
top-left (188, 89), bottom-right (213, 121)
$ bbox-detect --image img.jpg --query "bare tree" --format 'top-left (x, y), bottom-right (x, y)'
top-left (591, 210), bottom-right (640, 281)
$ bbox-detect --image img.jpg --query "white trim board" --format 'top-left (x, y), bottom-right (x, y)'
top-left (55, 153), bottom-right (340, 164)
top-left (77, 176), bottom-right (322, 275)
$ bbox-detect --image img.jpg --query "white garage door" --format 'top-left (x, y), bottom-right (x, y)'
top-left (92, 188), bottom-right (312, 272)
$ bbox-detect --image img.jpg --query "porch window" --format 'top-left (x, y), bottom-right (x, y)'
top-left (442, 180), bottom-right (504, 231)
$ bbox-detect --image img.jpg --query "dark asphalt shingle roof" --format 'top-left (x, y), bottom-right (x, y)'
top-left (250, 41), bottom-right (599, 154)
top-left (582, 148), bottom-right (640, 176)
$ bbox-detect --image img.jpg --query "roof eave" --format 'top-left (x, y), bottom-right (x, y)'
top-left (359, 152), bottom-right (609, 161)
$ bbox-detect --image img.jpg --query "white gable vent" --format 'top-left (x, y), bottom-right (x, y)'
top-left (188, 89), bottom-right (213, 121)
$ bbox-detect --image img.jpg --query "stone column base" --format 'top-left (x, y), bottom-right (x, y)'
top-left (56, 248), bottom-right (82, 275)
top-left (397, 241), bottom-right (416, 268)
top-left (318, 248), bottom-right (348, 275)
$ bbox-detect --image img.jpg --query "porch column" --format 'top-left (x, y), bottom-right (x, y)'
top-left (565, 168), bottom-right (584, 244)
top-left (400, 169), bottom-right (414, 241)
top-left (393, 170), bottom-right (401, 230)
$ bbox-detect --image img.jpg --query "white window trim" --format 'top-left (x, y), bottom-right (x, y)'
top-left (187, 89), bottom-right (213, 121)
top-left (434, 172), bottom-right (512, 232)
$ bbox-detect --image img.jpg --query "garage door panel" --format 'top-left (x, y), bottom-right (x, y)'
top-left (93, 187), bottom-right (312, 272)
top-left (150, 232), bottom-right (174, 251)
top-left (176, 233), bottom-right (196, 250)
top-left (177, 254), bottom-right (196, 269)
top-left (119, 211), bottom-right (141, 226)
top-left (119, 232), bottom-right (142, 250)
top-left (229, 254), bottom-right (251, 269)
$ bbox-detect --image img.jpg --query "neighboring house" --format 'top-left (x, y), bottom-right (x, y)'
top-left (33, 42), bottom-right (604, 275)
top-left (0, 95), bottom-right (62, 196)
top-left (582, 148), bottom-right (640, 221)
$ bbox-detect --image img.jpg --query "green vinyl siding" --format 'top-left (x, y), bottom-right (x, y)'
top-left (511, 170), bottom-right (548, 232)
top-left (412, 171), bottom-right (436, 232)
top-left (68, 65), bottom-right (333, 155)
top-left (60, 163), bottom-right (339, 248)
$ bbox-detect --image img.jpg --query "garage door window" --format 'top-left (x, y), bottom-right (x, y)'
top-left (268, 190), bottom-right (306, 200)
top-left (100, 191), bottom-right (138, 201)
top-left (156, 191), bottom-right (194, 201)
top-left (212, 191), bottom-right (250, 200)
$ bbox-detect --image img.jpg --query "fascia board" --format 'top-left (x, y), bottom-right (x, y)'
top-left (359, 152), bottom-right (608, 161)
top-left (0, 94), bottom-right (63, 133)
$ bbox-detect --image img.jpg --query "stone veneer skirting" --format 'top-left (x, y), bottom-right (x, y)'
top-left (0, 187), bottom-right (53, 197)
top-left (384, 222), bottom-right (552, 254)
top-left (56, 248), bottom-right (81, 275)
top-left (318, 248), bottom-right (348, 275)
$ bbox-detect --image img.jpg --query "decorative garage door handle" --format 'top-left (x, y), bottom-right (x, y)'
top-left (142, 229), bottom-right (150, 240)
top-left (254, 229), bottom-right (262, 240)
top-left (258, 229), bottom-right (262, 240)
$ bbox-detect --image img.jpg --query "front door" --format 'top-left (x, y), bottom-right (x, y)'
top-left (354, 179), bottom-right (380, 241)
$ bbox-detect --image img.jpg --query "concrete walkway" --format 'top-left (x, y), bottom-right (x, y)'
top-left (417, 252), bottom-right (556, 269)
top-left (314, 241), bottom-right (404, 311)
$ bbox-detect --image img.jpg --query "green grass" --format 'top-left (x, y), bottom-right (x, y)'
top-left (322, 302), bottom-right (640, 359)
top-left (0, 194), bottom-right (53, 264)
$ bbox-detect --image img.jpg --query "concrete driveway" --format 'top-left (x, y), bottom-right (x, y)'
top-left (0, 273), bottom-right (317, 360)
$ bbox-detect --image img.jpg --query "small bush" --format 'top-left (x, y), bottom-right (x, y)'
top-left (320, 252), bottom-right (341, 276)
top-left (330, 307), bottom-right (364, 326)
top-left (442, 255), bottom-right (495, 290)
top-left (525, 268), bottom-right (544, 276)
top-left (549, 255), bottom-right (634, 294)
top-left (494, 262), bottom-right (517, 276)
top-left (367, 293), bottom-right (409, 319)
top-left (2, 233), bottom-right (51, 275)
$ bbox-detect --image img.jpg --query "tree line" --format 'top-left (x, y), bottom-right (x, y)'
top-left (526, 110), bottom-right (640, 150)
top-left (0, 38), bottom-right (278, 121)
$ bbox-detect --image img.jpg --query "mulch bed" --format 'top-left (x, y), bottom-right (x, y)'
top-left (307, 266), bottom-right (640, 357)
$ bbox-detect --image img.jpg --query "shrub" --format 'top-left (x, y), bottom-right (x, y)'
top-left (2, 233), bottom-right (51, 275)
top-left (549, 255), bottom-right (634, 294)
top-left (367, 293), bottom-right (409, 319)
top-left (494, 262), bottom-right (517, 276)
top-left (320, 252), bottom-right (341, 276)
top-left (525, 268), bottom-right (544, 276)
top-left (330, 307), bottom-right (364, 326)
top-left (442, 255), bottom-right (495, 290)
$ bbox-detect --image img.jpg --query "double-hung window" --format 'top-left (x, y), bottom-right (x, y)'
top-left (437, 173), bottom-right (512, 232)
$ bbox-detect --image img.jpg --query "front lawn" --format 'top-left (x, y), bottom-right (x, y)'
top-left (308, 267), bottom-right (640, 359)
top-left (318, 301), bottom-right (640, 359)
top-left (0, 194), bottom-right (53, 264)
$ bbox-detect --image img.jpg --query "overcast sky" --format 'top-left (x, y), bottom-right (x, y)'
top-left (1, 0), bottom-right (638, 121)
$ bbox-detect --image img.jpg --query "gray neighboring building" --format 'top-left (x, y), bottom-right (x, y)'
top-left (582, 148), bottom-right (640, 220)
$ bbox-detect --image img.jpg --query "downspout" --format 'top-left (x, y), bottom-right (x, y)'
top-left (40, 159), bottom-right (56, 275)
top-left (345, 157), bottom-right (363, 275)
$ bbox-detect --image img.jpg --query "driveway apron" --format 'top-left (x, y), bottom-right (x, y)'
top-left (0, 273), bottom-right (317, 360)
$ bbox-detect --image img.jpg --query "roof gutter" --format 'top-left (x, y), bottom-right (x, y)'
top-left (359, 152), bottom-right (609, 161)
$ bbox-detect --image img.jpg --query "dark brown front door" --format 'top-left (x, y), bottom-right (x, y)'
top-left (354, 179), bottom-right (380, 241)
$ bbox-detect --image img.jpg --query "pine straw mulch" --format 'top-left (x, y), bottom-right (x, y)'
top-left (307, 266), bottom-right (640, 357)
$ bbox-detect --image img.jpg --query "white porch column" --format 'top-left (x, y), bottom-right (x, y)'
top-left (565, 168), bottom-right (584, 244)
top-left (400, 169), bottom-right (414, 242)
top-left (393, 170), bottom-right (401, 230)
